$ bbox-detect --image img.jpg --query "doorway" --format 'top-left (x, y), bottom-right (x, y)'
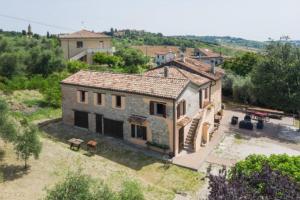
top-left (179, 127), bottom-right (184, 152)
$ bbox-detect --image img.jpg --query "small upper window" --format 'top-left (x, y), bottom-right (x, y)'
top-left (150, 101), bottom-right (166, 118)
top-left (177, 100), bottom-right (186, 119)
top-left (96, 93), bottom-right (103, 105)
top-left (116, 95), bottom-right (122, 108)
top-left (79, 90), bottom-right (87, 103)
top-left (77, 41), bottom-right (83, 48)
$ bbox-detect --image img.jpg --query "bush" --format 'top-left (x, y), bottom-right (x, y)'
top-left (46, 170), bottom-right (144, 200)
top-left (119, 180), bottom-right (145, 200)
top-left (67, 60), bottom-right (88, 73)
top-left (93, 52), bottom-right (123, 67)
top-left (45, 171), bottom-right (93, 200)
top-left (208, 163), bottom-right (300, 200)
top-left (233, 154), bottom-right (300, 182)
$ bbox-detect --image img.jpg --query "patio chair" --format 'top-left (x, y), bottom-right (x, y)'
top-left (257, 120), bottom-right (264, 129)
top-left (239, 120), bottom-right (253, 130)
top-left (231, 116), bottom-right (238, 125)
top-left (244, 114), bottom-right (251, 121)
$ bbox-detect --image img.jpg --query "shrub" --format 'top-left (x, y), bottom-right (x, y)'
top-left (234, 154), bottom-right (300, 182)
top-left (67, 60), bottom-right (88, 73)
top-left (119, 180), bottom-right (145, 200)
top-left (45, 171), bottom-right (93, 200)
top-left (45, 170), bottom-right (144, 200)
top-left (207, 164), bottom-right (300, 200)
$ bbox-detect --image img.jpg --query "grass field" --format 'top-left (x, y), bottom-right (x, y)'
top-left (2, 90), bottom-right (61, 123)
top-left (0, 90), bottom-right (204, 200)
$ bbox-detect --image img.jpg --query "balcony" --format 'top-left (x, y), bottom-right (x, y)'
top-left (87, 47), bottom-right (116, 54)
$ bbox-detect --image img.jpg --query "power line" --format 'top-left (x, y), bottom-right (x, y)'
top-left (0, 13), bottom-right (76, 32)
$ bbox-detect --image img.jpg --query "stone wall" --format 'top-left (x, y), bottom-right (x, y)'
top-left (61, 84), bottom-right (175, 152)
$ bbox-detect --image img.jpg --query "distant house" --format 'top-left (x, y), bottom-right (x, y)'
top-left (59, 29), bottom-right (115, 64)
top-left (155, 51), bottom-right (176, 65)
top-left (61, 57), bottom-right (224, 157)
top-left (194, 48), bottom-right (224, 66)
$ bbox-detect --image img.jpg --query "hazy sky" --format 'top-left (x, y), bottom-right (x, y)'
top-left (0, 0), bottom-right (299, 41)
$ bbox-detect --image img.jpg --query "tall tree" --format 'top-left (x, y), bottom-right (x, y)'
top-left (223, 52), bottom-right (261, 76)
top-left (251, 43), bottom-right (300, 118)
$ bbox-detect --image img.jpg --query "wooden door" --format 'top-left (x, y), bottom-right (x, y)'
top-left (96, 114), bottom-right (103, 134)
top-left (104, 118), bottom-right (124, 139)
top-left (179, 127), bottom-right (184, 152)
top-left (74, 111), bottom-right (89, 129)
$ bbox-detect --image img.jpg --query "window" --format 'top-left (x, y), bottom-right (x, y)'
top-left (116, 95), bottom-right (122, 108)
top-left (79, 90), bottom-right (87, 103)
top-left (96, 93), bottom-right (103, 105)
top-left (150, 101), bottom-right (166, 118)
top-left (131, 124), bottom-right (147, 140)
top-left (177, 100), bottom-right (186, 119)
top-left (99, 41), bottom-right (104, 48)
top-left (76, 41), bottom-right (83, 48)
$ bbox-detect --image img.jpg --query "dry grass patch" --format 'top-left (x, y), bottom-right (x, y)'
top-left (0, 131), bottom-right (203, 200)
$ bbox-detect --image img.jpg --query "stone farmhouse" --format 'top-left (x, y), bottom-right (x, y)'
top-left (59, 30), bottom-right (115, 64)
top-left (60, 57), bottom-right (224, 157)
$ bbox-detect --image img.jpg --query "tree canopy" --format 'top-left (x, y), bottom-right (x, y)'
top-left (252, 42), bottom-right (300, 113)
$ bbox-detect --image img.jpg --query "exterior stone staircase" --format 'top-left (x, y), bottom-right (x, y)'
top-left (184, 117), bottom-right (201, 152)
top-left (70, 50), bottom-right (87, 61)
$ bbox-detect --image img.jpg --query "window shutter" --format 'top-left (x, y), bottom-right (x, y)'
top-left (150, 101), bottom-right (154, 115)
top-left (177, 104), bottom-right (180, 119)
top-left (183, 101), bottom-right (186, 115)
top-left (162, 104), bottom-right (166, 118)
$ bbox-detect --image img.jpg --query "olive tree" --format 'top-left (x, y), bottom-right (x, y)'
top-left (15, 125), bottom-right (42, 168)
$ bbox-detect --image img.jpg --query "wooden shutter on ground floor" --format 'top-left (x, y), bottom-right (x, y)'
top-left (150, 101), bottom-right (154, 115)
top-left (162, 104), bottom-right (166, 118)
top-left (183, 100), bottom-right (186, 115)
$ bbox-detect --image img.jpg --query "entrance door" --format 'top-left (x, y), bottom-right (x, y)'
top-left (179, 127), bottom-right (184, 152)
top-left (103, 118), bottom-right (124, 139)
top-left (74, 111), bottom-right (89, 129)
top-left (96, 114), bottom-right (103, 134)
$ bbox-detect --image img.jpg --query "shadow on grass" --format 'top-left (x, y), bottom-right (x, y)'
top-left (0, 164), bottom-right (30, 182)
top-left (0, 149), bottom-right (5, 161)
top-left (41, 121), bottom-right (164, 171)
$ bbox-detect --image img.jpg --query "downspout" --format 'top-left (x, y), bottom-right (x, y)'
top-left (172, 99), bottom-right (176, 157)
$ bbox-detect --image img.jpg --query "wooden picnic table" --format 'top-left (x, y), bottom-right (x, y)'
top-left (87, 140), bottom-right (97, 152)
top-left (68, 138), bottom-right (84, 150)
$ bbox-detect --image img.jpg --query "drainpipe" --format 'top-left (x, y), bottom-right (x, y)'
top-left (172, 99), bottom-right (176, 157)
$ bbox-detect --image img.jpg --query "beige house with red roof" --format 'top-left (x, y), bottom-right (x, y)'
top-left (60, 57), bottom-right (224, 157)
top-left (155, 50), bottom-right (176, 65)
top-left (59, 30), bottom-right (115, 64)
top-left (194, 48), bottom-right (224, 65)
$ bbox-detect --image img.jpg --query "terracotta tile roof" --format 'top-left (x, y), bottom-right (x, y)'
top-left (132, 45), bottom-right (194, 57)
top-left (160, 58), bottom-right (224, 81)
top-left (59, 29), bottom-right (110, 39)
top-left (61, 70), bottom-right (189, 99)
top-left (144, 66), bottom-right (210, 86)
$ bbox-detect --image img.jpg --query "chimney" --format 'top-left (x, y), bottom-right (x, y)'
top-left (210, 60), bottom-right (216, 74)
top-left (164, 66), bottom-right (169, 78)
top-left (180, 52), bottom-right (185, 63)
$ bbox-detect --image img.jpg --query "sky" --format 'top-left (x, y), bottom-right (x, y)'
top-left (0, 0), bottom-right (299, 41)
